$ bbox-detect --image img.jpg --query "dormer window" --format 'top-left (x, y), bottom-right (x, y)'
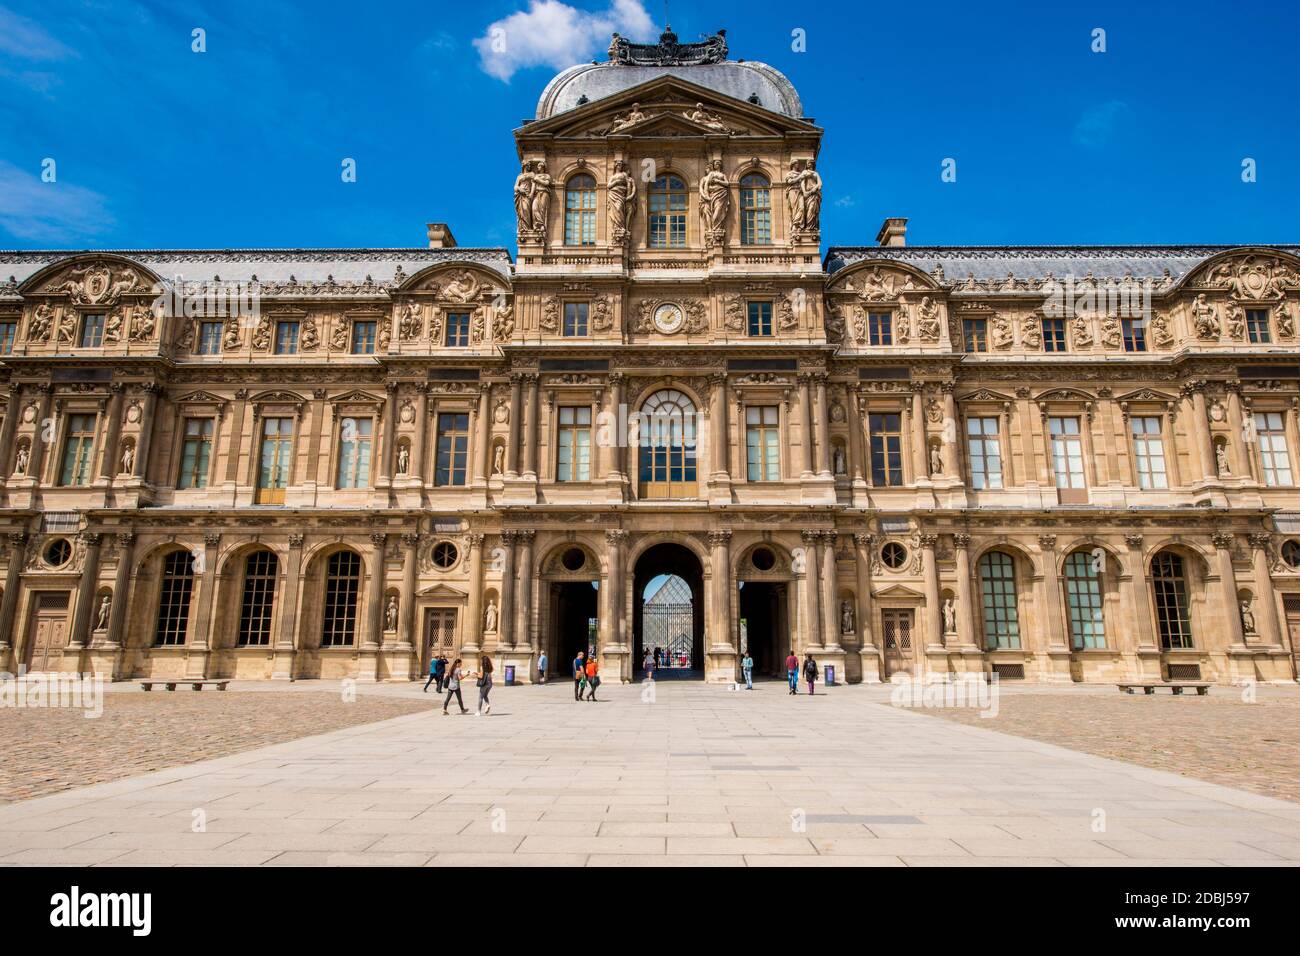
top-left (564, 174), bottom-right (597, 246)
top-left (648, 175), bottom-right (687, 248)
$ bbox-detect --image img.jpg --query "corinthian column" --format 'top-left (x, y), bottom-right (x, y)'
top-left (0, 533), bottom-right (28, 662)
top-left (1247, 534), bottom-right (1282, 645)
top-left (523, 374), bottom-right (540, 479)
top-left (707, 374), bottom-right (729, 481)
top-left (1213, 532), bottom-right (1245, 649)
top-left (708, 530), bottom-right (734, 652)
top-left (813, 374), bottom-right (831, 477)
top-left (799, 530), bottom-right (822, 650)
top-left (365, 532), bottom-right (388, 647)
top-left (819, 531), bottom-right (840, 650)
top-left (506, 374), bottom-right (523, 478)
top-left (471, 383), bottom-right (489, 487)
top-left (920, 534), bottom-right (941, 648)
top-left (514, 530), bottom-right (535, 650)
top-left (463, 533), bottom-right (484, 656)
top-left (103, 533), bottom-right (135, 646)
top-left (98, 384), bottom-right (124, 480)
top-left (953, 533), bottom-right (977, 648)
top-left (910, 383), bottom-right (928, 482)
top-left (798, 375), bottom-right (815, 478)
top-left (496, 531), bottom-right (517, 649)
top-left (1189, 383), bottom-right (1216, 481)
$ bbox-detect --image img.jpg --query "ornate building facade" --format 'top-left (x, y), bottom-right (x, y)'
top-left (1, 29), bottom-right (1298, 685)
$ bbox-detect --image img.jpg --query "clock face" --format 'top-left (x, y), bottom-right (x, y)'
top-left (653, 303), bottom-right (684, 334)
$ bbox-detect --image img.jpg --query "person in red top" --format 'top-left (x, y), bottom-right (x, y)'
top-left (785, 649), bottom-right (799, 695)
top-left (584, 656), bottom-right (601, 701)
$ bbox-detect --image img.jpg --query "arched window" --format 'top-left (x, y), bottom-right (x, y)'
top-left (638, 389), bottom-right (697, 498)
top-left (238, 550), bottom-right (279, 647)
top-left (1064, 550), bottom-right (1106, 649)
top-left (322, 550), bottom-right (362, 647)
top-left (648, 174), bottom-right (687, 248)
top-left (564, 174), bottom-right (597, 246)
top-left (1151, 551), bottom-right (1193, 649)
top-left (739, 173), bottom-right (772, 245)
top-left (155, 551), bottom-right (195, 646)
top-left (977, 551), bottom-right (1020, 649)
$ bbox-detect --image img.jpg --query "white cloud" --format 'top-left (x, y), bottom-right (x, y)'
top-left (474, 0), bottom-right (657, 82)
top-left (1073, 100), bottom-right (1131, 148)
top-left (0, 160), bottom-right (113, 244)
top-left (0, 5), bottom-right (76, 61)
top-left (835, 195), bottom-right (854, 208)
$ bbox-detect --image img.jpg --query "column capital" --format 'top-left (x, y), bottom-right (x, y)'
top-left (203, 532), bottom-right (221, 548)
top-left (1037, 534), bottom-right (1057, 552)
top-left (918, 533), bottom-right (939, 549)
top-left (369, 531), bottom-right (388, 548)
top-left (853, 532), bottom-right (874, 548)
top-left (77, 531), bottom-right (103, 548)
top-left (115, 532), bottom-right (136, 548)
top-left (820, 530), bottom-right (839, 545)
top-left (604, 529), bottom-right (629, 546)
top-left (288, 533), bottom-right (305, 549)
top-left (400, 532), bottom-right (420, 548)
top-left (1247, 532), bottom-right (1272, 551)
top-left (707, 529), bottom-right (732, 548)
top-left (1211, 531), bottom-right (1234, 551)
top-left (466, 531), bottom-right (485, 549)
top-left (1123, 533), bottom-right (1144, 550)
top-left (800, 529), bottom-right (821, 546)
top-left (952, 532), bottom-right (971, 550)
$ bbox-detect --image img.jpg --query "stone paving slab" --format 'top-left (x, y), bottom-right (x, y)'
top-left (0, 679), bottom-right (1296, 866)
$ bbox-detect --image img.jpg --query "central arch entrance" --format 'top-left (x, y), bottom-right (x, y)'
top-left (633, 542), bottom-right (704, 679)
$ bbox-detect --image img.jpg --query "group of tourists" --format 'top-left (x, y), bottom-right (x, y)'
top-left (786, 649), bottom-right (819, 695)
top-left (572, 650), bottom-right (601, 700)
top-left (426, 654), bottom-right (495, 716)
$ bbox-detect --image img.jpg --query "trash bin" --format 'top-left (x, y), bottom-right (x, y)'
top-left (825, 664), bottom-right (836, 686)
top-left (504, 665), bottom-right (516, 685)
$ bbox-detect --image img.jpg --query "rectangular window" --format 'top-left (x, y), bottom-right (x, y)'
top-left (198, 321), bottom-right (222, 355)
top-left (1065, 554), bottom-right (1106, 650)
top-left (177, 417), bottom-right (214, 489)
top-left (747, 301), bottom-right (772, 337)
top-left (739, 179), bottom-right (772, 245)
top-left (274, 321), bottom-right (299, 355)
top-left (1130, 416), bottom-right (1168, 489)
top-left (336, 417), bottom-right (373, 488)
top-left (237, 552), bottom-right (277, 647)
top-left (257, 417), bottom-right (294, 503)
top-left (745, 406), bottom-right (780, 481)
top-left (1246, 309), bottom-right (1271, 344)
top-left (648, 178), bottom-right (687, 248)
top-left (445, 313), bottom-right (470, 348)
top-left (351, 321), bottom-right (376, 354)
top-left (963, 318), bottom-right (987, 353)
top-left (868, 312), bottom-right (892, 346)
top-left (59, 413), bottom-right (97, 486)
top-left (0, 322), bottom-right (16, 354)
top-left (1255, 411), bottom-right (1293, 486)
top-left (556, 406), bottom-right (591, 481)
top-left (563, 302), bottom-right (588, 337)
top-left (564, 182), bottom-right (596, 246)
top-left (869, 413), bottom-right (903, 486)
top-left (435, 412), bottom-right (469, 486)
top-left (1049, 416), bottom-right (1086, 488)
top-left (80, 314), bottom-right (105, 348)
top-left (1122, 318), bottom-right (1147, 352)
top-left (1042, 318), bottom-right (1067, 352)
top-left (966, 416), bottom-right (1003, 489)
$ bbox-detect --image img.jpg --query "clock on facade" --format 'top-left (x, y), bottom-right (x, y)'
top-left (653, 302), bottom-right (685, 334)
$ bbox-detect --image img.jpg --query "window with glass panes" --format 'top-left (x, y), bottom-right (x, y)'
top-left (978, 551), bottom-right (1020, 649)
top-left (275, 321), bottom-right (299, 354)
top-left (0, 322), bottom-right (15, 354)
top-left (1042, 317), bottom-right (1067, 351)
top-left (198, 321), bottom-right (222, 354)
top-left (648, 174), bottom-right (687, 247)
top-left (1246, 309), bottom-right (1271, 343)
top-left (564, 174), bottom-right (597, 246)
top-left (739, 174), bottom-right (772, 245)
top-left (963, 318), bottom-right (987, 352)
top-left (747, 301), bottom-right (772, 336)
top-left (321, 550), bottom-right (361, 647)
top-left (1130, 416), bottom-right (1168, 489)
top-left (745, 406), bottom-right (780, 481)
top-left (869, 413), bottom-right (903, 486)
top-left (178, 417), bottom-right (214, 489)
top-left (434, 412), bottom-right (469, 486)
top-left (237, 551), bottom-right (278, 646)
top-left (1122, 318), bottom-right (1147, 351)
top-left (257, 417), bottom-right (293, 502)
top-left (1151, 551), bottom-right (1193, 649)
top-left (154, 550), bottom-right (195, 646)
top-left (1255, 411), bottom-right (1293, 485)
top-left (966, 416), bottom-right (1003, 489)
top-left (1049, 416), bottom-right (1086, 488)
top-left (80, 313), bottom-right (105, 347)
top-left (868, 312), bottom-right (892, 346)
top-left (556, 407), bottom-right (591, 481)
top-left (445, 313), bottom-right (470, 347)
top-left (351, 321), bottom-right (376, 354)
top-left (336, 417), bottom-right (373, 488)
top-left (563, 302), bottom-right (588, 337)
top-left (1064, 551), bottom-right (1106, 649)
top-left (59, 413), bottom-right (97, 486)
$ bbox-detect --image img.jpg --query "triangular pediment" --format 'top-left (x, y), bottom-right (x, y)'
top-left (873, 583), bottom-right (925, 600)
top-left (417, 582), bottom-right (468, 600)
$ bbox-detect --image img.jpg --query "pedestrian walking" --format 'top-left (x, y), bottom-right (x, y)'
top-left (437, 655), bottom-right (449, 692)
top-left (785, 648), bottom-right (799, 695)
top-left (585, 655), bottom-right (601, 701)
top-left (573, 650), bottom-right (586, 701)
top-left (475, 654), bottom-right (494, 716)
top-left (442, 658), bottom-right (468, 715)
top-left (537, 650), bottom-right (548, 685)
top-left (423, 655), bottom-right (439, 692)
top-left (803, 652), bottom-right (819, 696)
top-left (643, 648), bottom-right (654, 681)
top-left (742, 652), bottom-right (754, 690)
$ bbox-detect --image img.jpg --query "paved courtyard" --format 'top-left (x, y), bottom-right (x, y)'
top-left (0, 679), bottom-right (1297, 866)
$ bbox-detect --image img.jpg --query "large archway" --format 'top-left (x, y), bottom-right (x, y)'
top-left (633, 542), bottom-right (704, 679)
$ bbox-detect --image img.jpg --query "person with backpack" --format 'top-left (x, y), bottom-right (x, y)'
top-left (585, 655), bottom-right (601, 701)
top-left (573, 650), bottom-right (586, 701)
top-left (423, 655), bottom-right (439, 693)
top-left (803, 652), bottom-right (819, 696)
top-left (537, 650), bottom-right (548, 685)
top-left (785, 649), bottom-right (799, 695)
top-left (475, 654), bottom-right (494, 716)
top-left (442, 658), bottom-right (468, 715)
top-left (742, 651), bottom-right (754, 690)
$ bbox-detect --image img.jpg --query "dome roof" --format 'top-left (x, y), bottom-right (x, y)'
top-left (535, 29), bottom-right (803, 120)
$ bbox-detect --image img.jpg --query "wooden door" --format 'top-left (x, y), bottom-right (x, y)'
top-left (881, 608), bottom-right (914, 679)
top-left (423, 608), bottom-right (458, 671)
top-left (26, 592), bottom-right (71, 672)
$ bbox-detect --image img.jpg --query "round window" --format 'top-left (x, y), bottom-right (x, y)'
top-left (881, 542), bottom-right (908, 570)
top-left (751, 547), bottom-right (776, 571)
top-left (1283, 540), bottom-right (1300, 569)
top-left (431, 542), bottom-right (459, 569)
top-left (44, 539), bottom-right (72, 568)
top-left (561, 547), bottom-right (586, 572)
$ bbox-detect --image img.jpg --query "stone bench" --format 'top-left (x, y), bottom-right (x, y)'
top-left (140, 680), bottom-right (230, 692)
top-left (1116, 682), bottom-right (1210, 696)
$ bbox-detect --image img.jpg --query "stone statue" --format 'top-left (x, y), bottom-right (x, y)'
top-left (513, 161), bottom-right (535, 234)
top-left (833, 444), bottom-right (846, 476)
top-left (682, 102), bottom-right (727, 131)
top-left (492, 443), bottom-right (505, 475)
top-left (95, 595), bottom-right (111, 630)
top-left (784, 162), bottom-right (806, 235)
top-left (699, 159), bottom-right (730, 240)
top-left (607, 160), bottom-right (636, 243)
top-left (385, 596), bottom-right (398, 632)
top-left (840, 600), bottom-right (854, 635)
top-left (397, 444), bottom-right (409, 475)
top-left (14, 445), bottom-right (28, 475)
top-left (1216, 442), bottom-right (1231, 476)
top-left (399, 302), bottom-right (422, 340)
top-left (608, 103), bottom-right (648, 133)
top-left (929, 444), bottom-right (943, 476)
top-left (121, 444), bottom-right (134, 475)
top-left (1191, 293), bottom-right (1220, 339)
top-left (798, 160), bottom-right (822, 234)
top-left (1240, 598), bottom-right (1256, 635)
top-left (27, 303), bottom-right (54, 341)
top-left (484, 599), bottom-right (499, 633)
top-left (943, 598), bottom-right (957, 634)
top-left (916, 296), bottom-right (941, 341)
top-left (529, 160), bottom-right (552, 238)
top-left (1275, 300), bottom-right (1294, 338)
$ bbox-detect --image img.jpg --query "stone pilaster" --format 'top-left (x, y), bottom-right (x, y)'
top-left (271, 534), bottom-right (304, 680)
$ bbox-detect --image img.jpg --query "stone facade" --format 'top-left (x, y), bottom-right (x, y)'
top-left (0, 31), bottom-right (1298, 686)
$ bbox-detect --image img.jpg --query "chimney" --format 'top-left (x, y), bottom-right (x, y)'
top-left (876, 217), bottom-right (907, 247)
top-left (426, 223), bottom-right (457, 249)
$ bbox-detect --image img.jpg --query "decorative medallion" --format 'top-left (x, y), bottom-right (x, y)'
top-left (653, 302), bottom-right (685, 335)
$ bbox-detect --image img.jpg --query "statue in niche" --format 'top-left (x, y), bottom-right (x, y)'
top-left (943, 598), bottom-right (957, 634)
top-left (607, 160), bottom-right (637, 243)
top-left (385, 596), bottom-right (398, 632)
top-left (1240, 599), bottom-right (1256, 635)
top-left (14, 444), bottom-right (29, 475)
top-left (699, 159), bottom-right (730, 240)
top-left (840, 600), bottom-right (854, 635)
top-left (929, 444), bottom-right (943, 476)
top-left (492, 444), bottom-right (505, 476)
top-left (397, 445), bottom-right (409, 475)
top-left (120, 444), bottom-right (134, 475)
top-left (484, 599), bottom-right (499, 633)
top-left (95, 594), bottom-right (111, 630)
top-left (832, 444), bottom-right (846, 476)
top-left (1215, 442), bottom-right (1231, 476)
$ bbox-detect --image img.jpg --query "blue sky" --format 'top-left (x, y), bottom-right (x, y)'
top-left (1, 0), bottom-right (1296, 251)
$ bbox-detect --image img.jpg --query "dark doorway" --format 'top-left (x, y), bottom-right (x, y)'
top-left (739, 581), bottom-right (787, 677)
top-left (633, 542), bottom-right (704, 679)
top-left (552, 581), bottom-right (597, 676)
